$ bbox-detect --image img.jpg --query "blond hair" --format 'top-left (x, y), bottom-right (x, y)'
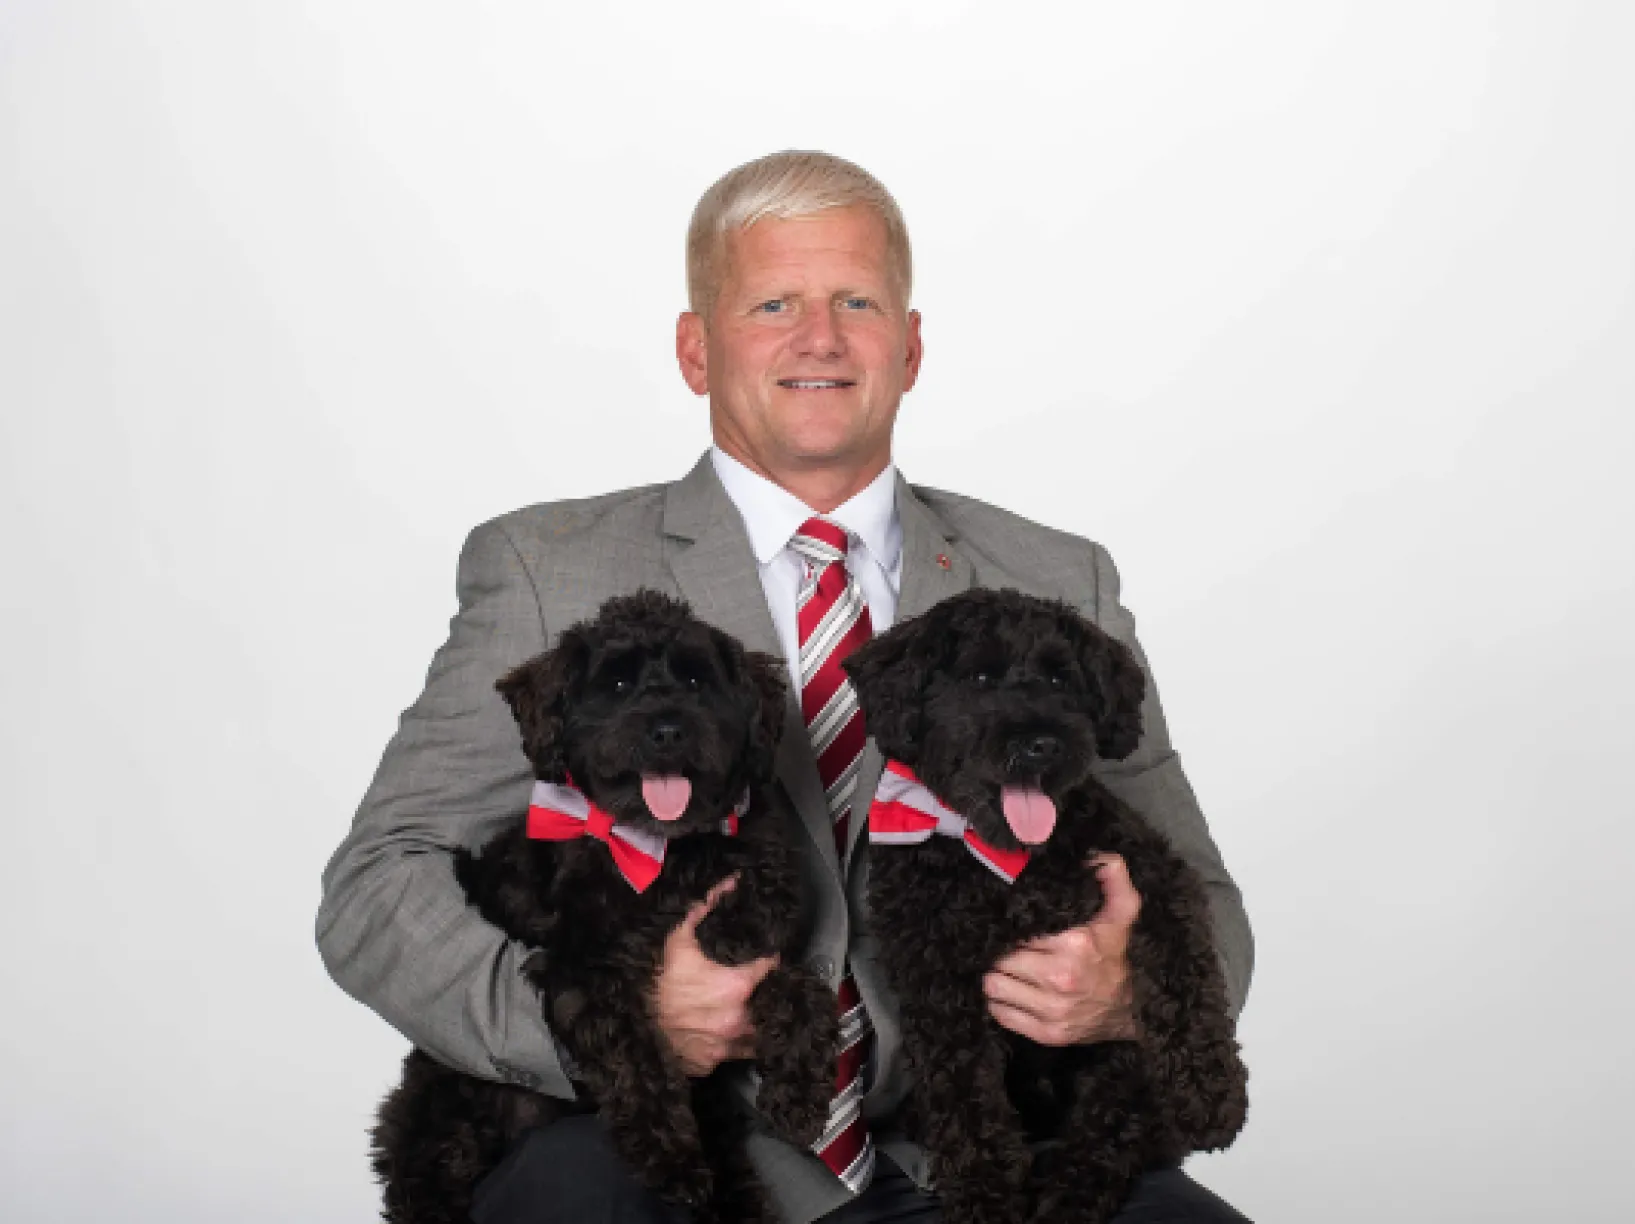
top-left (686, 150), bottom-right (913, 320)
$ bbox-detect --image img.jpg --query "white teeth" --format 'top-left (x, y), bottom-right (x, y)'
top-left (782, 379), bottom-right (849, 389)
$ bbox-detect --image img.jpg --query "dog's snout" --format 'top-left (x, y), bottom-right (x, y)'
top-left (1022, 735), bottom-right (1061, 764)
top-left (648, 718), bottom-right (685, 749)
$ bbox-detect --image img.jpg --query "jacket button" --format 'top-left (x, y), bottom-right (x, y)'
top-left (807, 954), bottom-right (836, 981)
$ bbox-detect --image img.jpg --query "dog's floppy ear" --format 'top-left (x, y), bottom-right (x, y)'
top-left (1072, 617), bottom-right (1147, 761)
top-left (739, 647), bottom-right (788, 782)
top-left (495, 629), bottom-right (588, 780)
top-left (704, 621), bottom-right (788, 782)
top-left (842, 615), bottom-right (936, 764)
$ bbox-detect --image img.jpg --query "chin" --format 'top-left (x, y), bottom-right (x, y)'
top-left (774, 417), bottom-right (883, 469)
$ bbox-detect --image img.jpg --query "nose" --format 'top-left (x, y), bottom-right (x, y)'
top-left (648, 718), bottom-right (685, 749)
top-left (1021, 735), bottom-right (1061, 765)
top-left (794, 303), bottom-right (845, 358)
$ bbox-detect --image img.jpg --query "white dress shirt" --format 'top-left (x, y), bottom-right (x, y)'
top-left (709, 447), bottom-right (902, 696)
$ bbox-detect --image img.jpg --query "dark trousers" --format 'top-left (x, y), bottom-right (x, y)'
top-left (471, 1116), bottom-right (1250, 1224)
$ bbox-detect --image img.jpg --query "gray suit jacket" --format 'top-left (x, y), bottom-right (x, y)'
top-left (317, 453), bottom-right (1252, 1224)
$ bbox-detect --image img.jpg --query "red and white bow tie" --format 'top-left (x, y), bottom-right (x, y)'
top-left (868, 761), bottom-right (1032, 884)
top-left (525, 779), bottom-right (747, 893)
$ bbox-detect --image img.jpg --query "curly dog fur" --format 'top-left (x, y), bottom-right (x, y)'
top-left (843, 588), bottom-right (1249, 1224)
top-left (371, 590), bottom-right (838, 1224)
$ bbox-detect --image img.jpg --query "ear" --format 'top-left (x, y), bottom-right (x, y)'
top-left (842, 616), bottom-right (935, 764)
top-left (676, 310), bottom-right (709, 396)
top-left (740, 648), bottom-right (788, 782)
top-left (703, 624), bottom-right (787, 783)
top-left (902, 308), bottom-right (923, 392)
top-left (494, 630), bottom-right (587, 780)
top-left (1072, 618), bottom-right (1147, 761)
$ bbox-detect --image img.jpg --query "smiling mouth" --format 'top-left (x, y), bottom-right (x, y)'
top-left (777, 378), bottom-right (856, 390)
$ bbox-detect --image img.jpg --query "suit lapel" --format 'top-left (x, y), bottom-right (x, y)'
top-left (845, 475), bottom-right (974, 866)
top-left (892, 472), bottom-right (974, 621)
top-left (662, 455), bottom-right (782, 657)
top-left (663, 455), bottom-right (842, 883)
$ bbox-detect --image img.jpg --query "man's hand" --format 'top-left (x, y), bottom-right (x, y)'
top-left (651, 876), bottom-right (778, 1076)
top-left (983, 854), bottom-right (1142, 1045)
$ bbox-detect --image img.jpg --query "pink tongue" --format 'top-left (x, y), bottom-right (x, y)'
top-left (641, 775), bottom-right (692, 822)
top-left (1000, 786), bottom-right (1057, 844)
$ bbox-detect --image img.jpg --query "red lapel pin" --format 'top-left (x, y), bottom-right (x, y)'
top-left (936, 553), bottom-right (951, 570)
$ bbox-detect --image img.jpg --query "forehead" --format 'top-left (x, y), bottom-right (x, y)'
top-left (948, 612), bottom-right (1074, 658)
top-left (589, 618), bottom-right (717, 660)
top-left (720, 207), bottom-right (895, 296)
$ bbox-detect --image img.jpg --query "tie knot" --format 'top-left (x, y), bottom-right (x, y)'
top-left (790, 517), bottom-right (851, 565)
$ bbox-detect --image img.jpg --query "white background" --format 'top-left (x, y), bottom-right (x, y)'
top-left (3, 2), bottom-right (1632, 1221)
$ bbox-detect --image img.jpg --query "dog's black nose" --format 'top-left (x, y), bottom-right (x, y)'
top-left (1022, 735), bottom-right (1061, 764)
top-left (648, 719), bottom-right (685, 749)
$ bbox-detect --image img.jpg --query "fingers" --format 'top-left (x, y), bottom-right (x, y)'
top-left (695, 954), bottom-right (777, 1018)
top-left (655, 874), bottom-right (773, 1077)
top-left (677, 872), bottom-right (740, 940)
top-left (987, 1000), bottom-right (1077, 1047)
top-left (1089, 854), bottom-right (1141, 930)
top-left (674, 1032), bottom-right (738, 1077)
top-left (680, 1031), bottom-right (759, 1076)
top-left (983, 963), bottom-right (1071, 1023)
top-left (703, 872), bottom-right (740, 911)
top-left (989, 942), bottom-right (1076, 994)
top-left (669, 994), bottom-right (762, 1075)
top-left (984, 870), bottom-right (1142, 1047)
top-left (984, 955), bottom-right (1139, 1046)
top-left (994, 855), bottom-right (1139, 970)
top-left (741, 953), bottom-right (780, 988)
top-left (987, 995), bottom-right (1136, 1046)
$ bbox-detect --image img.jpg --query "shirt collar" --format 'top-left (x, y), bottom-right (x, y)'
top-left (710, 446), bottom-right (902, 575)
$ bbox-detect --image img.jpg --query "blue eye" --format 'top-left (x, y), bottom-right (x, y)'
top-left (842, 296), bottom-right (872, 311)
top-left (755, 300), bottom-right (787, 314)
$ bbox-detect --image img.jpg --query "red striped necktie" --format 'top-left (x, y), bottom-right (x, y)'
top-left (789, 516), bottom-right (876, 1195)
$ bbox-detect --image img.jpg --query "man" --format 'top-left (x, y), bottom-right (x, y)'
top-left (319, 150), bottom-right (1253, 1223)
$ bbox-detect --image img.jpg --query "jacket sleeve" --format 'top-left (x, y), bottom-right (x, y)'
top-left (315, 520), bottom-right (575, 1097)
top-left (1086, 542), bottom-right (1255, 1017)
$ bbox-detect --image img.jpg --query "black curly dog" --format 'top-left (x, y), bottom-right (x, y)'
top-left (371, 591), bottom-right (838, 1224)
top-left (843, 588), bottom-right (1249, 1224)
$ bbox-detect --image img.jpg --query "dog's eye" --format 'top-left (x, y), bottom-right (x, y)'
top-left (685, 676), bottom-right (700, 691)
top-left (612, 678), bottom-right (631, 695)
top-left (1049, 674), bottom-right (1065, 688)
top-left (973, 671), bottom-right (993, 688)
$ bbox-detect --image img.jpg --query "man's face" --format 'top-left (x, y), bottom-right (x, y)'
top-left (677, 206), bottom-right (922, 484)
